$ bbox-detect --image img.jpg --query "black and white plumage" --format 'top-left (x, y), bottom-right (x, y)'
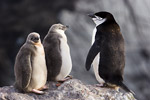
top-left (86, 11), bottom-right (133, 93)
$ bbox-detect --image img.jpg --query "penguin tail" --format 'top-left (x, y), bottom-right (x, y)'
top-left (118, 82), bottom-right (135, 95)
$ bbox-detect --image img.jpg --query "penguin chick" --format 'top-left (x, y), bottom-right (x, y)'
top-left (43, 23), bottom-right (72, 83)
top-left (14, 32), bottom-right (47, 94)
top-left (86, 11), bottom-right (134, 94)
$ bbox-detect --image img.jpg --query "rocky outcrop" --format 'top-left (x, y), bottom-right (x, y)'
top-left (0, 79), bottom-right (135, 100)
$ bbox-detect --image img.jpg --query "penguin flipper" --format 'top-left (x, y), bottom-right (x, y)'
top-left (85, 41), bottom-right (100, 71)
top-left (20, 48), bottom-right (32, 89)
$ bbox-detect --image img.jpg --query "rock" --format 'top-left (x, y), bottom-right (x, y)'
top-left (0, 79), bottom-right (136, 100)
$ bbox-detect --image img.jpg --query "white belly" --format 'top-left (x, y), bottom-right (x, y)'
top-left (92, 53), bottom-right (105, 83)
top-left (56, 38), bottom-right (72, 81)
top-left (92, 27), bottom-right (104, 84)
top-left (29, 45), bottom-right (47, 90)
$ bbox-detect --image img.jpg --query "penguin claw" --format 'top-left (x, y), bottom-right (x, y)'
top-left (32, 89), bottom-right (44, 94)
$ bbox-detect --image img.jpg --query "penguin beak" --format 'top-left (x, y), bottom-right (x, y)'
top-left (34, 37), bottom-right (39, 41)
top-left (62, 25), bottom-right (69, 30)
top-left (66, 25), bottom-right (69, 28)
top-left (88, 13), bottom-right (96, 18)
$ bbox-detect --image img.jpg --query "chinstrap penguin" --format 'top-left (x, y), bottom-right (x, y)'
top-left (14, 32), bottom-right (47, 94)
top-left (43, 23), bottom-right (72, 84)
top-left (85, 11), bottom-right (134, 94)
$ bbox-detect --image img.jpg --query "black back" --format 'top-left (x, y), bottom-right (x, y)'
top-left (96, 14), bottom-right (125, 84)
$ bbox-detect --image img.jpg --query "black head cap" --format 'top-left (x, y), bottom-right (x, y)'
top-left (88, 11), bottom-right (115, 21)
top-left (95, 12), bottom-right (112, 18)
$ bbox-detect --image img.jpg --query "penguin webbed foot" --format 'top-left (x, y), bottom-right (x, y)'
top-left (55, 81), bottom-right (64, 87)
top-left (95, 83), bottom-right (105, 87)
top-left (56, 82), bottom-right (62, 87)
top-left (95, 83), bottom-right (119, 90)
top-left (95, 83), bottom-right (110, 87)
top-left (56, 75), bottom-right (73, 87)
top-left (66, 75), bottom-right (73, 79)
top-left (31, 89), bottom-right (45, 94)
top-left (58, 75), bottom-right (73, 83)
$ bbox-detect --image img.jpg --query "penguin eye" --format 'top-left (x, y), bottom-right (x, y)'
top-left (59, 27), bottom-right (62, 30)
top-left (31, 37), bottom-right (33, 40)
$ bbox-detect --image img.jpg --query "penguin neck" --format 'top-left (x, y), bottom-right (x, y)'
top-left (55, 29), bottom-right (67, 41)
top-left (34, 41), bottom-right (42, 47)
top-left (55, 29), bottom-right (65, 34)
top-left (93, 18), bottom-right (107, 27)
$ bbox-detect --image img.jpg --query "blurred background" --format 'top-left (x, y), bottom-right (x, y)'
top-left (0, 0), bottom-right (150, 99)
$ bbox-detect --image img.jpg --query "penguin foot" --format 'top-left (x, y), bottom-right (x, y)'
top-left (102, 83), bottom-right (109, 87)
top-left (98, 83), bottom-right (119, 91)
top-left (56, 75), bottom-right (73, 87)
top-left (58, 79), bottom-right (68, 82)
top-left (95, 83), bottom-right (111, 88)
top-left (42, 85), bottom-right (49, 90)
top-left (56, 82), bottom-right (62, 87)
top-left (95, 83), bottom-right (104, 87)
top-left (58, 76), bottom-right (72, 83)
top-left (64, 75), bottom-right (73, 80)
top-left (38, 85), bottom-right (48, 90)
top-left (32, 89), bottom-right (44, 94)
top-left (66, 75), bottom-right (73, 79)
top-left (114, 86), bottom-right (119, 91)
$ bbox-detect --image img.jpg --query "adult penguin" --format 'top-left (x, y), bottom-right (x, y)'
top-left (86, 11), bottom-right (133, 93)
